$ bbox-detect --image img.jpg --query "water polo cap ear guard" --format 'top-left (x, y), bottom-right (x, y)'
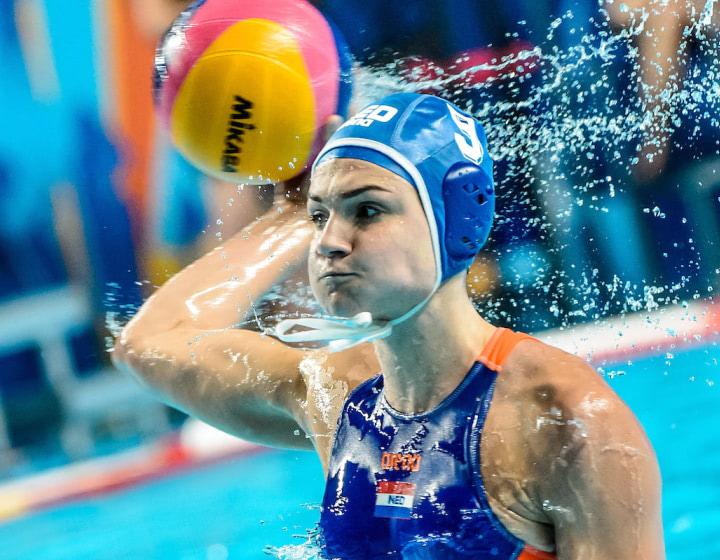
top-left (274, 93), bottom-right (495, 351)
top-left (442, 162), bottom-right (495, 264)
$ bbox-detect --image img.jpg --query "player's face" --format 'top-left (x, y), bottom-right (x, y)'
top-left (307, 158), bottom-right (436, 319)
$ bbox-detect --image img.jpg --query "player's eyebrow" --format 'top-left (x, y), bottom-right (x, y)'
top-left (309, 184), bottom-right (394, 203)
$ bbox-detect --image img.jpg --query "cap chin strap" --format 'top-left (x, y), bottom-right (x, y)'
top-left (273, 312), bottom-right (387, 353)
top-left (272, 287), bottom-right (436, 353)
top-left (271, 136), bottom-right (443, 353)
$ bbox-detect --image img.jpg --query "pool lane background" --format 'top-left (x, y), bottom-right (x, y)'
top-left (0, 343), bottom-right (717, 559)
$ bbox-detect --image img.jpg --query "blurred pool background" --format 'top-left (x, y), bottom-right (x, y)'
top-left (0, 0), bottom-right (718, 557)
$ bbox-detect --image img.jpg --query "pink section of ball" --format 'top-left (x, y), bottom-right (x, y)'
top-left (158, 0), bottom-right (340, 132)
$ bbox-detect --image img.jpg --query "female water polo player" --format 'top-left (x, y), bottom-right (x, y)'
top-left (114, 94), bottom-right (665, 558)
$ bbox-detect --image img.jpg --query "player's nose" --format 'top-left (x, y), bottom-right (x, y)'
top-left (316, 215), bottom-right (353, 260)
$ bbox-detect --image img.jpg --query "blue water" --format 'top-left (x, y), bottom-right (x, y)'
top-left (603, 343), bottom-right (720, 558)
top-left (0, 343), bottom-right (717, 559)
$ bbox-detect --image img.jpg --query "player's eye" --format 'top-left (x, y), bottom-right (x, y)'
top-left (309, 211), bottom-right (328, 228)
top-left (356, 204), bottom-right (381, 221)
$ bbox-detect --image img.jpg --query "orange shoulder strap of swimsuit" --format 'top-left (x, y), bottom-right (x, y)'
top-left (477, 327), bottom-right (537, 373)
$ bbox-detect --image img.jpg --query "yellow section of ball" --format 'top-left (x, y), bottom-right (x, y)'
top-left (171, 19), bottom-right (316, 184)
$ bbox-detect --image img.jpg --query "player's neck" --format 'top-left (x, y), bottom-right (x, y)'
top-left (374, 278), bottom-right (496, 414)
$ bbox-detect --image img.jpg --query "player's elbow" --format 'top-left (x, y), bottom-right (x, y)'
top-left (111, 321), bottom-right (161, 392)
top-left (111, 325), bottom-right (131, 367)
top-left (112, 316), bottom-right (142, 368)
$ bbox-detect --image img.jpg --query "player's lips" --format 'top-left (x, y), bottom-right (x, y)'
top-left (319, 271), bottom-right (358, 280)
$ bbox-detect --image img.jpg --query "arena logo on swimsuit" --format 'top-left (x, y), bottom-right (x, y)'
top-left (222, 95), bottom-right (256, 173)
top-left (381, 452), bottom-right (422, 471)
top-left (340, 104), bottom-right (398, 128)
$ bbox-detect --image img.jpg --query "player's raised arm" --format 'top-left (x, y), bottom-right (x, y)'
top-left (113, 199), bottom-right (308, 444)
top-left (113, 197), bottom-right (378, 452)
top-left (111, 0), bottom-right (379, 453)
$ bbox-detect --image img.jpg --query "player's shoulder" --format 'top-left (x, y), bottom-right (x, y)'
top-left (500, 335), bottom-right (619, 410)
top-left (503, 335), bottom-right (595, 379)
top-left (491, 334), bottom-right (647, 475)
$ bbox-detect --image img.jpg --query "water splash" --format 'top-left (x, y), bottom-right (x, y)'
top-left (264, 512), bottom-right (324, 559)
top-left (352, 0), bottom-right (719, 331)
top-left (104, 282), bottom-right (144, 352)
top-left (265, 540), bottom-right (324, 560)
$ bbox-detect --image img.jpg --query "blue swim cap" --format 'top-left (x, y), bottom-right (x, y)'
top-left (314, 93), bottom-right (495, 282)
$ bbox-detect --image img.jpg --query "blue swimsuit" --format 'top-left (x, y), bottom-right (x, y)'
top-left (318, 328), bottom-right (555, 559)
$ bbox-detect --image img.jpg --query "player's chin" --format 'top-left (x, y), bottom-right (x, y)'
top-left (316, 289), bottom-right (366, 319)
top-left (318, 298), bottom-right (354, 319)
